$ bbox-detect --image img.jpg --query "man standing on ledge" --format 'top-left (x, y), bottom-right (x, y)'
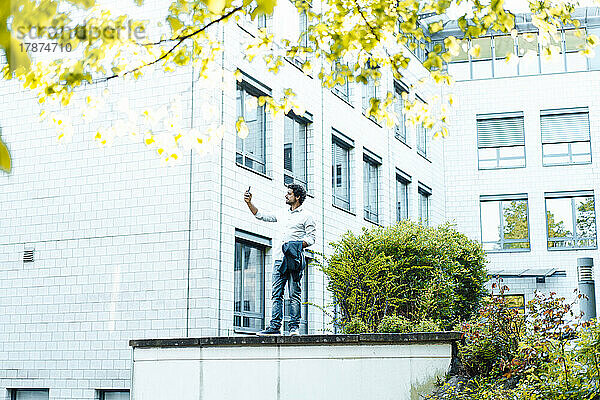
top-left (244, 184), bottom-right (316, 336)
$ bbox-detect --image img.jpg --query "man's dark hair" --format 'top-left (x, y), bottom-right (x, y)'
top-left (287, 184), bottom-right (307, 205)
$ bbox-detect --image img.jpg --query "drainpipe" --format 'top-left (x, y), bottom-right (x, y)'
top-left (577, 257), bottom-right (596, 321)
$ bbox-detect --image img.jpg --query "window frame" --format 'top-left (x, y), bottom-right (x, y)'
top-left (396, 170), bottom-right (411, 222)
top-left (363, 150), bottom-right (381, 224)
top-left (331, 61), bottom-right (351, 103)
top-left (98, 390), bottom-right (130, 400)
top-left (332, 133), bottom-right (353, 211)
top-left (544, 191), bottom-right (597, 251)
top-left (284, 112), bottom-right (311, 188)
top-left (418, 183), bottom-right (431, 226)
top-left (540, 107), bottom-right (592, 167)
top-left (10, 389), bottom-right (49, 400)
top-left (479, 195), bottom-right (531, 253)
top-left (233, 238), bottom-right (266, 333)
top-left (477, 112), bottom-right (526, 170)
top-left (393, 81), bottom-right (408, 144)
top-left (236, 79), bottom-right (270, 175)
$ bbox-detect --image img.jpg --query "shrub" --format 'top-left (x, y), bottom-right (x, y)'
top-left (377, 315), bottom-right (412, 333)
top-left (414, 319), bottom-right (441, 332)
top-left (319, 221), bottom-right (487, 333)
top-left (344, 318), bottom-right (368, 334)
top-left (458, 282), bottom-right (525, 377)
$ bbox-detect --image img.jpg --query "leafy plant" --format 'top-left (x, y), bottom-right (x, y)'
top-left (318, 221), bottom-right (488, 333)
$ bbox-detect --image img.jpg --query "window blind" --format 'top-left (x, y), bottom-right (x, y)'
top-left (477, 112), bottom-right (525, 148)
top-left (540, 107), bottom-right (590, 144)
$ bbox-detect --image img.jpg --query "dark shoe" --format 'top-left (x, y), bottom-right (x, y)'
top-left (289, 328), bottom-right (300, 336)
top-left (256, 327), bottom-right (281, 336)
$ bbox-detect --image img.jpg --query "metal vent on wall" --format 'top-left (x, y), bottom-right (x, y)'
top-left (23, 249), bottom-right (34, 263)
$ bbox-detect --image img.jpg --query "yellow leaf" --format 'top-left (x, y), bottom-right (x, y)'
top-left (468, 44), bottom-right (481, 58)
top-left (236, 117), bottom-right (249, 139)
top-left (233, 69), bottom-right (243, 82)
top-left (0, 137), bottom-right (11, 173)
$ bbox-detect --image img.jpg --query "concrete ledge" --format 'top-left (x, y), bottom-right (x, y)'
top-left (130, 332), bottom-right (461, 400)
top-left (129, 331), bottom-right (462, 348)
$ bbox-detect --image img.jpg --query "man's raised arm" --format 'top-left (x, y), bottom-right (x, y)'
top-left (244, 190), bottom-right (277, 222)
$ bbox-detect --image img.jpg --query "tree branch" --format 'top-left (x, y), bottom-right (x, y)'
top-left (102, 6), bottom-right (243, 82)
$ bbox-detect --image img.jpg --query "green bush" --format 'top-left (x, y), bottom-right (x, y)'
top-left (377, 315), bottom-right (412, 333)
top-left (344, 318), bottom-right (368, 334)
top-left (319, 221), bottom-right (488, 333)
top-left (414, 319), bottom-right (441, 332)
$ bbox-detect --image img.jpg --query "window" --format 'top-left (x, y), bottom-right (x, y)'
top-left (282, 256), bottom-right (309, 334)
top-left (236, 81), bottom-right (268, 174)
top-left (541, 108), bottom-right (591, 166)
top-left (470, 37), bottom-right (493, 79)
top-left (363, 150), bottom-right (381, 223)
top-left (234, 239), bottom-right (266, 331)
top-left (99, 391), bottom-right (130, 400)
top-left (396, 170), bottom-right (410, 221)
top-left (292, 9), bottom-right (309, 68)
top-left (589, 27), bottom-right (600, 71)
top-left (405, 35), bottom-right (430, 63)
top-left (284, 113), bottom-right (309, 187)
top-left (418, 184), bottom-right (431, 226)
top-left (332, 61), bottom-right (351, 102)
top-left (332, 134), bottom-right (352, 211)
top-left (480, 195), bottom-right (530, 251)
top-left (493, 35), bottom-right (518, 77)
top-left (393, 82), bottom-right (407, 143)
top-left (10, 390), bottom-right (49, 400)
top-left (477, 112), bottom-right (525, 169)
top-left (564, 29), bottom-right (588, 72)
top-left (545, 191), bottom-right (597, 249)
top-left (362, 77), bottom-right (377, 117)
top-left (416, 124), bottom-right (427, 157)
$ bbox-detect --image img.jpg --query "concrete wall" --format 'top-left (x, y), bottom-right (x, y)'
top-left (130, 334), bottom-right (459, 400)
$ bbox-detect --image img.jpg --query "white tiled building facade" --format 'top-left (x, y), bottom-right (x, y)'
top-left (0, 4), bottom-right (599, 400)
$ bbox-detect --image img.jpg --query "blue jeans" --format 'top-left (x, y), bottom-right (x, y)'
top-left (269, 260), bottom-right (301, 330)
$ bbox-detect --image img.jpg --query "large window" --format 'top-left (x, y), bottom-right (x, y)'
top-left (363, 150), bottom-right (381, 223)
top-left (332, 134), bottom-right (352, 211)
top-left (480, 195), bottom-right (530, 251)
top-left (418, 184), bottom-right (431, 226)
top-left (394, 82), bottom-right (408, 143)
top-left (236, 82), bottom-right (267, 174)
top-left (541, 108), bottom-right (591, 166)
top-left (545, 192), bottom-right (597, 250)
top-left (10, 390), bottom-right (49, 400)
top-left (284, 113), bottom-right (309, 187)
top-left (234, 240), bottom-right (265, 332)
top-left (477, 112), bottom-right (525, 169)
top-left (396, 170), bottom-right (410, 221)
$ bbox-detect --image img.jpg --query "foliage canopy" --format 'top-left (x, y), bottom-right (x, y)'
top-left (0, 0), bottom-right (599, 171)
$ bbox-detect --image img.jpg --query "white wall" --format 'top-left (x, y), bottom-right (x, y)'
top-left (444, 70), bottom-right (600, 311)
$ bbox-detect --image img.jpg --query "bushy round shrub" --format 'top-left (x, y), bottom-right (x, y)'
top-left (320, 221), bottom-right (488, 332)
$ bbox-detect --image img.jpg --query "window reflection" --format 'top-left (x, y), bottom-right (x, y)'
top-left (546, 195), bottom-right (597, 249)
top-left (480, 198), bottom-right (530, 251)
